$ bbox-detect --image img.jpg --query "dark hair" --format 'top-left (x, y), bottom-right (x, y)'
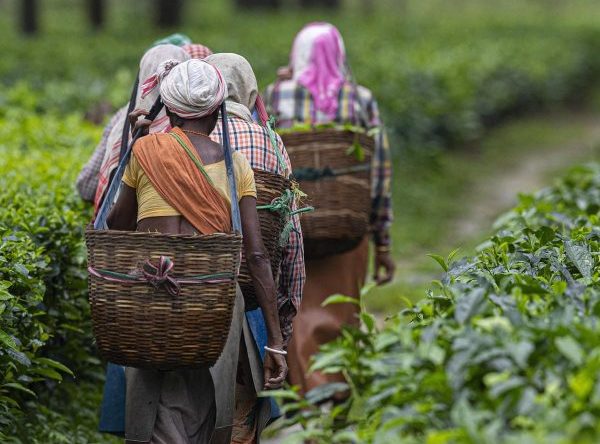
top-left (165, 108), bottom-right (185, 128)
top-left (165, 107), bottom-right (220, 134)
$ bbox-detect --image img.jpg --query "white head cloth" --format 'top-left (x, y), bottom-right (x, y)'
top-left (137, 44), bottom-right (190, 111)
top-left (158, 59), bottom-right (228, 119)
top-left (205, 53), bottom-right (257, 122)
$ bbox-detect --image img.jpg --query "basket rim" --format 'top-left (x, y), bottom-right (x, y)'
top-left (278, 127), bottom-right (375, 138)
top-left (85, 227), bottom-right (242, 241)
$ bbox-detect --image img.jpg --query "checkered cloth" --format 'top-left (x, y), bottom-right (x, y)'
top-left (182, 44), bottom-right (213, 60)
top-left (211, 115), bottom-right (305, 344)
top-left (264, 80), bottom-right (393, 243)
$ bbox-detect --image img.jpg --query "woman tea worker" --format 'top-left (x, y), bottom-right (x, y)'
top-left (206, 53), bottom-right (305, 350)
top-left (264, 22), bottom-right (395, 395)
top-left (107, 59), bottom-right (287, 443)
top-left (205, 53), bottom-right (306, 441)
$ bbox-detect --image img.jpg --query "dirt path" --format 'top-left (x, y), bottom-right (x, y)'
top-left (367, 112), bottom-right (600, 314)
top-left (451, 116), bottom-right (600, 243)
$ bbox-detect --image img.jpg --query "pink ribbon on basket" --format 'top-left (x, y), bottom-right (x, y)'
top-left (141, 256), bottom-right (180, 295)
top-left (88, 255), bottom-right (235, 297)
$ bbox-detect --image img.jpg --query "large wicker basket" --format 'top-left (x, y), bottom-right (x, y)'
top-left (238, 169), bottom-right (291, 311)
top-left (281, 129), bottom-right (373, 258)
top-left (86, 229), bottom-right (242, 370)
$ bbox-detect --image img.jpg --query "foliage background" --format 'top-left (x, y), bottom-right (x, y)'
top-left (0, 0), bottom-right (600, 441)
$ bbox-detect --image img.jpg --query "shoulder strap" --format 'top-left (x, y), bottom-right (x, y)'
top-left (221, 102), bottom-right (242, 234)
top-left (118, 72), bottom-right (140, 162)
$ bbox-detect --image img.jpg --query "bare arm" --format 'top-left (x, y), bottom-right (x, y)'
top-left (239, 196), bottom-right (287, 388)
top-left (106, 184), bottom-right (138, 231)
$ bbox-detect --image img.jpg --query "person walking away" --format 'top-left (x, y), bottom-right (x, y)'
top-left (107, 59), bottom-right (287, 443)
top-left (264, 22), bottom-right (395, 396)
top-left (205, 52), bottom-right (305, 441)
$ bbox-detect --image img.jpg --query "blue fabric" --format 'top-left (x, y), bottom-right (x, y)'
top-left (99, 363), bottom-right (126, 435)
top-left (251, 107), bottom-right (260, 123)
top-left (245, 308), bottom-right (281, 420)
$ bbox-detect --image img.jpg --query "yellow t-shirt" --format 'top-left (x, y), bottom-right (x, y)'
top-left (122, 151), bottom-right (257, 222)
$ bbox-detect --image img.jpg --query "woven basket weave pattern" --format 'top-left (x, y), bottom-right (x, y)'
top-left (238, 170), bottom-right (291, 311)
top-left (86, 229), bottom-right (242, 370)
top-left (282, 130), bottom-right (374, 257)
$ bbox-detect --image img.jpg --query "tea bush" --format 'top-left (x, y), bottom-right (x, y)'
top-left (0, 104), bottom-right (101, 439)
top-left (1, 1), bottom-right (600, 149)
top-left (277, 163), bottom-right (600, 443)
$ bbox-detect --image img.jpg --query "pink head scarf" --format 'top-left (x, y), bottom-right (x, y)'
top-left (290, 22), bottom-right (347, 120)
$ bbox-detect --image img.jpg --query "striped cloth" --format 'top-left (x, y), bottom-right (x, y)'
top-left (211, 115), bottom-right (305, 344)
top-left (94, 113), bottom-right (172, 209)
top-left (76, 107), bottom-right (128, 202)
top-left (264, 80), bottom-right (393, 244)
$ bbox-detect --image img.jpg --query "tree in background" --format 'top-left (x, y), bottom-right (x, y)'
top-left (299, 0), bottom-right (339, 7)
top-left (88, 0), bottom-right (104, 30)
top-left (22, 0), bottom-right (38, 34)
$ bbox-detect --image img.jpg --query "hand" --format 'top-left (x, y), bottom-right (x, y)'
top-left (128, 109), bottom-right (152, 136)
top-left (263, 349), bottom-right (288, 390)
top-left (373, 250), bottom-right (395, 285)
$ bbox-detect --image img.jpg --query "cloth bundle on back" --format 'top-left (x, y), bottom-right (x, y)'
top-left (264, 22), bottom-right (395, 397)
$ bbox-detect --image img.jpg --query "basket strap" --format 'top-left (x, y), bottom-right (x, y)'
top-left (293, 163), bottom-right (371, 181)
top-left (118, 71), bottom-right (140, 162)
top-left (265, 116), bottom-right (289, 177)
top-left (221, 102), bottom-right (243, 234)
top-left (94, 96), bottom-right (165, 230)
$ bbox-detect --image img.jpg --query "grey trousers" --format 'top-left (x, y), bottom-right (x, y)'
top-left (125, 288), bottom-right (246, 443)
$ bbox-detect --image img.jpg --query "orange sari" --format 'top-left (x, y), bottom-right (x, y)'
top-left (132, 128), bottom-right (231, 234)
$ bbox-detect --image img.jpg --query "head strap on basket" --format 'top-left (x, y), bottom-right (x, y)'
top-left (118, 71), bottom-right (140, 162)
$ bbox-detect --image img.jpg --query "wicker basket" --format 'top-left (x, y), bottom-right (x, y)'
top-left (238, 169), bottom-right (291, 311)
top-left (86, 229), bottom-right (242, 370)
top-left (281, 129), bottom-right (374, 258)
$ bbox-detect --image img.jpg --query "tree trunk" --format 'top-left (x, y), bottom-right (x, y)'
top-left (156, 0), bottom-right (183, 28)
top-left (299, 0), bottom-right (339, 8)
top-left (22, 0), bottom-right (38, 35)
top-left (88, 0), bottom-right (104, 29)
top-left (235, 0), bottom-right (281, 9)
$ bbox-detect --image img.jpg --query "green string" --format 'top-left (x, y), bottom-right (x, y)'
top-left (257, 189), bottom-right (314, 246)
top-left (170, 132), bottom-right (216, 187)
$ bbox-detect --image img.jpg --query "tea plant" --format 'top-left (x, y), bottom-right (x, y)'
top-left (0, 107), bottom-right (101, 439)
top-left (276, 164), bottom-right (600, 443)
